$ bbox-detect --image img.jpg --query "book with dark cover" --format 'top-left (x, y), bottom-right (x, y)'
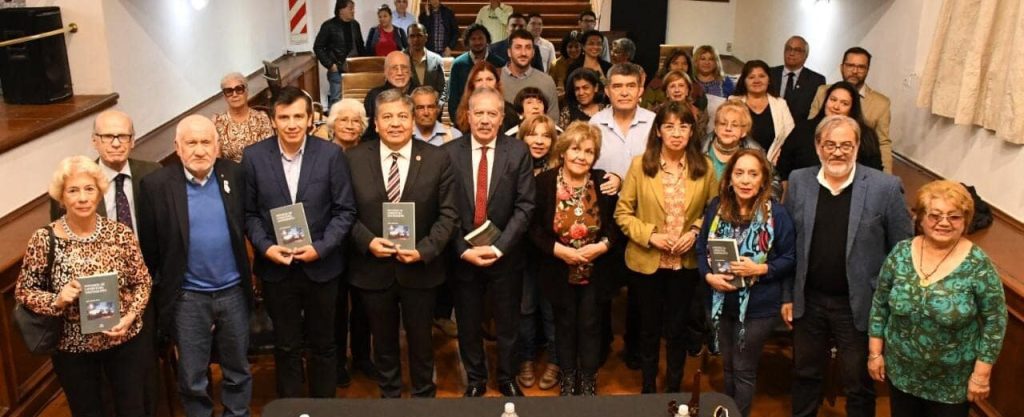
top-left (383, 202), bottom-right (416, 249)
top-left (78, 272), bottom-right (120, 334)
top-left (271, 202), bottom-right (312, 249)
top-left (464, 220), bottom-right (502, 246)
top-left (707, 238), bottom-right (755, 288)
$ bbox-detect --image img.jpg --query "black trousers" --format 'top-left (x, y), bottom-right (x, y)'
top-left (631, 268), bottom-right (699, 390)
top-left (335, 280), bottom-right (372, 369)
top-left (791, 291), bottom-right (875, 417)
top-left (52, 331), bottom-right (151, 417)
top-left (889, 382), bottom-right (968, 417)
top-left (263, 268), bottom-right (338, 398)
top-left (552, 282), bottom-right (601, 376)
top-left (454, 264), bottom-right (523, 386)
top-left (360, 284), bottom-right (437, 398)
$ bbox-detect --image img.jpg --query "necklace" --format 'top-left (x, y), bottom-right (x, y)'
top-left (713, 139), bottom-right (740, 157)
top-left (61, 216), bottom-right (101, 243)
top-left (917, 236), bottom-right (960, 282)
top-left (558, 168), bottom-right (591, 217)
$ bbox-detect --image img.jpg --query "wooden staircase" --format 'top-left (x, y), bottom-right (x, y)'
top-left (443, 0), bottom-right (595, 53)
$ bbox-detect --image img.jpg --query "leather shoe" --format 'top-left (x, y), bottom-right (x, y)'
top-left (464, 384), bottom-right (487, 397)
top-left (498, 381), bottom-right (525, 397)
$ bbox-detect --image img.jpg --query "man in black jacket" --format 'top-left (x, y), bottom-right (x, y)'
top-left (418, 0), bottom-right (458, 57)
top-left (314, 0), bottom-right (366, 109)
top-left (362, 51), bottom-right (419, 141)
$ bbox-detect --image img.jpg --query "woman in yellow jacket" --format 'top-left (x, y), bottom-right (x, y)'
top-left (615, 103), bottom-right (719, 393)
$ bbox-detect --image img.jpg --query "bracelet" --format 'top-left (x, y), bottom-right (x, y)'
top-left (868, 353), bottom-right (883, 360)
top-left (969, 376), bottom-right (989, 387)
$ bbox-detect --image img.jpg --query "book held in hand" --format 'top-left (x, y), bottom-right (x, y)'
top-left (271, 202), bottom-right (312, 249)
top-left (464, 220), bottom-right (501, 246)
top-left (78, 272), bottom-right (120, 334)
top-left (707, 238), bottom-right (756, 288)
top-left (383, 202), bottom-right (416, 249)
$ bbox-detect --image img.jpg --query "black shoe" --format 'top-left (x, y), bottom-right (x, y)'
top-left (463, 384), bottom-right (487, 397)
top-left (579, 373), bottom-right (597, 396)
top-left (641, 381), bottom-right (656, 394)
top-left (498, 381), bottom-right (525, 397)
top-left (353, 359), bottom-right (381, 381)
top-left (559, 369), bottom-right (577, 396)
top-left (336, 367), bottom-right (352, 387)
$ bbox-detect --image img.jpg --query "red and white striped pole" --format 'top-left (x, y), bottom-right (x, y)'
top-left (288, 0), bottom-right (309, 45)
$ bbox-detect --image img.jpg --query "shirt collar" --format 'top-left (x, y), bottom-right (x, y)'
top-left (816, 164), bottom-right (857, 195)
top-left (502, 64), bottom-right (533, 80)
top-left (471, 136), bottom-right (497, 150)
top-left (593, 107), bottom-right (654, 129)
top-left (183, 166), bottom-right (215, 187)
top-left (858, 84), bottom-right (869, 98)
top-left (784, 66), bottom-right (803, 77)
top-left (415, 121), bottom-right (448, 139)
top-left (380, 139), bottom-right (413, 161)
top-left (278, 137), bottom-right (307, 161)
top-left (99, 160), bottom-right (131, 183)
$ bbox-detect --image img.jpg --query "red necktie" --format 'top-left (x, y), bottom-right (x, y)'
top-left (473, 146), bottom-right (489, 227)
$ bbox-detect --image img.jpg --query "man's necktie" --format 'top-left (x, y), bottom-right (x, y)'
top-left (114, 173), bottom-right (133, 230)
top-left (386, 152), bottom-right (401, 202)
top-left (473, 146), bottom-right (489, 227)
top-left (784, 72), bottom-right (796, 99)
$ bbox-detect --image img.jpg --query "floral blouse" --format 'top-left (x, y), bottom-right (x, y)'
top-left (213, 109), bottom-right (273, 162)
top-left (658, 161), bottom-right (688, 270)
top-left (15, 217), bottom-right (152, 353)
top-left (869, 239), bottom-right (1007, 403)
top-left (553, 172), bottom-right (600, 285)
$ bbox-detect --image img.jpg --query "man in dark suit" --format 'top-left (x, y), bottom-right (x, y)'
top-left (243, 86), bottom-right (358, 398)
top-left (138, 115), bottom-right (252, 417)
top-left (406, 23), bottom-right (448, 115)
top-left (347, 89), bottom-right (458, 398)
top-left (363, 51), bottom-right (419, 141)
top-left (769, 36), bottom-right (826, 121)
top-left (49, 109), bottom-right (161, 417)
top-left (781, 115), bottom-right (912, 417)
top-left (441, 87), bottom-right (535, 397)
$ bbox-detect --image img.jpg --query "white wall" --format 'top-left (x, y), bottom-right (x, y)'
top-left (2, 0), bottom-right (292, 217)
top-left (665, 0), bottom-right (735, 54)
top-left (733, 0), bottom-right (1024, 221)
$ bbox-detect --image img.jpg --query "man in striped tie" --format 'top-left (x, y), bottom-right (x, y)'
top-left (345, 89), bottom-right (459, 398)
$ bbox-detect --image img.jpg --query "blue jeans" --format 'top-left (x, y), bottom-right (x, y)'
top-left (718, 314), bottom-right (776, 417)
top-left (327, 70), bottom-right (342, 110)
top-left (174, 285), bottom-right (252, 417)
top-left (518, 263), bottom-right (557, 364)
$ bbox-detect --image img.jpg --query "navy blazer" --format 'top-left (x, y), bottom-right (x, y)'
top-left (768, 65), bottom-right (826, 121)
top-left (441, 135), bottom-right (535, 271)
top-left (782, 164), bottom-right (913, 330)
top-left (138, 159), bottom-right (252, 336)
top-left (243, 136), bottom-right (358, 283)
top-left (696, 198), bottom-right (796, 319)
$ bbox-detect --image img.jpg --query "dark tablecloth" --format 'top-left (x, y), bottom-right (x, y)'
top-left (263, 393), bottom-right (739, 417)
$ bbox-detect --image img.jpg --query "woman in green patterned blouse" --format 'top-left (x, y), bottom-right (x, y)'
top-left (868, 180), bottom-right (1007, 417)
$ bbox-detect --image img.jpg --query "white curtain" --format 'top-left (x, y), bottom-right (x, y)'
top-left (917, 0), bottom-right (1024, 144)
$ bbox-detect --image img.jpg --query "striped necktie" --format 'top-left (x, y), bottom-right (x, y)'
top-left (386, 152), bottom-right (401, 202)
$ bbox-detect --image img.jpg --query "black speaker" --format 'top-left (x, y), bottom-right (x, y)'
top-left (0, 7), bottom-right (73, 104)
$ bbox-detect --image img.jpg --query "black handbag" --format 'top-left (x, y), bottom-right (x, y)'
top-left (13, 226), bottom-right (62, 355)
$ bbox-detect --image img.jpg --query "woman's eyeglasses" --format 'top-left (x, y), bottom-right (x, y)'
top-left (222, 85), bottom-right (247, 97)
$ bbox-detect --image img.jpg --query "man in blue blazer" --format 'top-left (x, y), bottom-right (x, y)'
top-left (442, 87), bottom-right (535, 397)
top-left (782, 115), bottom-right (912, 417)
top-left (243, 86), bottom-right (358, 398)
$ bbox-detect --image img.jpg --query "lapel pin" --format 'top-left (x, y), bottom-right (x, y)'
top-left (415, 155), bottom-right (422, 161)
top-left (223, 180), bottom-right (231, 194)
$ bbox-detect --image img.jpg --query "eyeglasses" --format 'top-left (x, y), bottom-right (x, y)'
top-left (716, 121), bottom-right (745, 129)
top-left (820, 141), bottom-right (855, 153)
top-left (222, 85), bottom-right (247, 97)
top-left (926, 212), bottom-right (965, 224)
top-left (388, 64), bottom-right (411, 73)
top-left (784, 46), bottom-right (807, 54)
top-left (94, 133), bottom-right (133, 144)
top-left (842, 63), bottom-right (869, 72)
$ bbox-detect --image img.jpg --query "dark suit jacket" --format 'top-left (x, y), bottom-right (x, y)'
top-left (529, 168), bottom-right (621, 303)
top-left (243, 136), bottom-right (358, 283)
top-left (441, 134), bottom-right (535, 274)
top-left (347, 140), bottom-right (459, 290)
top-left (408, 49), bottom-right (448, 111)
top-left (137, 159), bottom-right (252, 337)
top-left (768, 65), bottom-right (826, 121)
top-left (362, 81), bottom-right (420, 141)
top-left (782, 164), bottom-right (913, 331)
top-left (49, 158), bottom-right (161, 221)
top-left (418, 5), bottom-right (459, 53)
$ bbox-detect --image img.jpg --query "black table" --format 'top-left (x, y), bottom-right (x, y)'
top-left (263, 393), bottom-right (739, 417)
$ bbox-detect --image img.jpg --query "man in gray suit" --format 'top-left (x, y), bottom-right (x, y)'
top-left (406, 23), bottom-right (448, 115)
top-left (782, 115), bottom-right (913, 417)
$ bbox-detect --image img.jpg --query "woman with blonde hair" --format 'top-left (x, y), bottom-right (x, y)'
top-left (693, 45), bottom-right (735, 99)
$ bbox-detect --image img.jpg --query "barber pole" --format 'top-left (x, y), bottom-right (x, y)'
top-left (288, 0), bottom-right (309, 44)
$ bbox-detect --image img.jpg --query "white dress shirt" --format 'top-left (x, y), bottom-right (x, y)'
top-left (780, 67), bottom-right (804, 98)
top-left (470, 136), bottom-right (495, 198)
top-left (100, 161), bottom-right (137, 230)
top-left (379, 140), bottom-right (413, 198)
top-left (817, 165), bottom-right (857, 196)
top-left (279, 139), bottom-right (307, 203)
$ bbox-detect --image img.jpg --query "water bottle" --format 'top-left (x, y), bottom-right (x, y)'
top-left (501, 402), bottom-right (519, 417)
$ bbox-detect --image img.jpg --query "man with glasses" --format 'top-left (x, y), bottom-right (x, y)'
top-left (808, 47), bottom-right (893, 172)
top-left (49, 109), bottom-right (161, 416)
top-left (363, 51), bottom-right (419, 140)
top-left (412, 86), bottom-right (462, 146)
top-left (406, 24), bottom-right (447, 113)
top-left (782, 115), bottom-right (912, 417)
top-left (576, 11), bottom-right (609, 62)
top-left (769, 36), bottom-right (826, 121)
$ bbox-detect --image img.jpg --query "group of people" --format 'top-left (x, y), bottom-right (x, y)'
top-left (14, 3), bottom-right (1008, 417)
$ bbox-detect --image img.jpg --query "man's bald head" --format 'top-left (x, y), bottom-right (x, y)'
top-left (91, 110), bottom-right (136, 172)
top-left (384, 50), bottom-right (412, 89)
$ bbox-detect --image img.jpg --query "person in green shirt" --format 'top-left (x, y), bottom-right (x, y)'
top-left (868, 180), bottom-right (1007, 417)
